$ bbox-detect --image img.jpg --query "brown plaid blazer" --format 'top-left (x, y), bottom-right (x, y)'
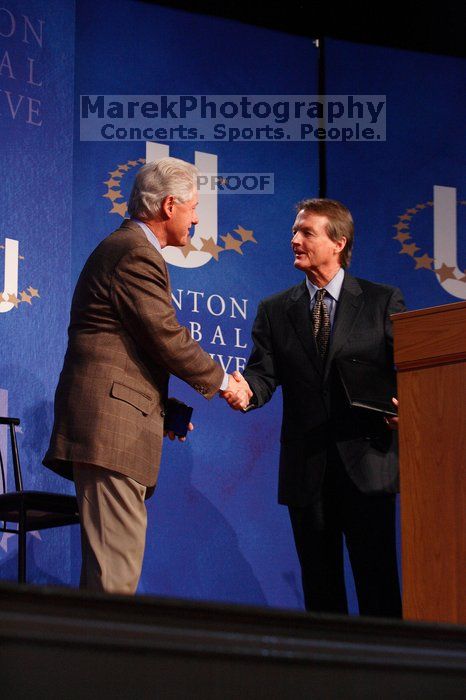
top-left (43, 220), bottom-right (224, 487)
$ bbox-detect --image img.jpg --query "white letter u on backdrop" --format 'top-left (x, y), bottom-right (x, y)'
top-left (434, 186), bottom-right (466, 300)
top-left (0, 238), bottom-right (19, 313)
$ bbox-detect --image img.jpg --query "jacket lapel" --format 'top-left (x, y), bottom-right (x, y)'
top-left (287, 281), bottom-right (323, 375)
top-left (324, 273), bottom-right (364, 380)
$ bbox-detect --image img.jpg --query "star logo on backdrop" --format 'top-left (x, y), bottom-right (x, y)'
top-left (0, 241), bottom-right (40, 311)
top-left (102, 158), bottom-right (258, 265)
top-left (413, 253), bottom-right (434, 270)
top-left (234, 226), bottom-right (257, 243)
top-left (179, 237), bottom-right (199, 258)
top-left (220, 233), bottom-right (244, 255)
top-left (434, 263), bottom-right (457, 282)
top-left (198, 237), bottom-right (223, 260)
top-left (392, 200), bottom-right (466, 286)
top-left (102, 158), bottom-right (147, 217)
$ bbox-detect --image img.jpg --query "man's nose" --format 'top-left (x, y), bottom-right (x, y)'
top-left (291, 231), bottom-right (301, 244)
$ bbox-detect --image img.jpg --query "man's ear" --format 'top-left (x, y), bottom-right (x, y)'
top-left (335, 236), bottom-right (347, 255)
top-left (162, 195), bottom-right (175, 218)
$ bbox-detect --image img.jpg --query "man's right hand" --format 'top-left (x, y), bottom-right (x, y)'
top-left (220, 371), bottom-right (252, 410)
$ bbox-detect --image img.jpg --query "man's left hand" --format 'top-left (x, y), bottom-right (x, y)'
top-left (384, 398), bottom-right (399, 430)
top-left (164, 422), bottom-right (194, 442)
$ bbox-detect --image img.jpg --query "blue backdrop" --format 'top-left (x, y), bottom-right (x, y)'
top-left (325, 39), bottom-right (466, 308)
top-left (0, 0), bottom-right (75, 583)
top-left (0, 3), bottom-right (464, 614)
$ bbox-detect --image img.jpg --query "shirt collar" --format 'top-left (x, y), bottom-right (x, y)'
top-left (305, 267), bottom-right (345, 301)
top-left (131, 218), bottom-right (162, 254)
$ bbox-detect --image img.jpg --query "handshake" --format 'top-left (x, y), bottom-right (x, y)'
top-left (220, 370), bottom-right (253, 411)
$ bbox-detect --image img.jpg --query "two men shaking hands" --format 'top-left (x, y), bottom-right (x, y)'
top-left (44, 156), bottom-right (404, 619)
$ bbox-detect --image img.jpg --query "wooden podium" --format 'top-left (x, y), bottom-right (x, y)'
top-left (392, 301), bottom-right (466, 624)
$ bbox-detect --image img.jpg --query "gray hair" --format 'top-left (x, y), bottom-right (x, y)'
top-left (128, 157), bottom-right (199, 219)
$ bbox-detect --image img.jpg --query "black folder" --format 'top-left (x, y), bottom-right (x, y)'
top-left (336, 357), bottom-right (398, 416)
top-left (164, 398), bottom-right (193, 437)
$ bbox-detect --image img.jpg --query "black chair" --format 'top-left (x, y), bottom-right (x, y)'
top-left (0, 416), bottom-right (80, 584)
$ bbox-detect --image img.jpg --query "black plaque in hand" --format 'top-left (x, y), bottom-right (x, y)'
top-left (336, 357), bottom-right (398, 416)
top-left (164, 398), bottom-right (193, 437)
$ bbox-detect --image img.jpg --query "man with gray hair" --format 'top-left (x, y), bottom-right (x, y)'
top-left (44, 156), bottom-right (251, 594)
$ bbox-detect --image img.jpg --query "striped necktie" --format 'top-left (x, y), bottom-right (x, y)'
top-left (312, 288), bottom-right (330, 357)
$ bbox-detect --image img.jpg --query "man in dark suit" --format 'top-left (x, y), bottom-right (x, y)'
top-left (229, 198), bottom-right (405, 617)
top-left (44, 157), bottom-right (250, 594)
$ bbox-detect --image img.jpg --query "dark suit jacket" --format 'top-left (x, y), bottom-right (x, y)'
top-left (43, 220), bottom-right (224, 488)
top-left (244, 272), bottom-right (406, 506)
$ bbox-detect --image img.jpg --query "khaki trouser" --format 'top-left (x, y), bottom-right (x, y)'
top-left (73, 463), bottom-right (147, 594)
